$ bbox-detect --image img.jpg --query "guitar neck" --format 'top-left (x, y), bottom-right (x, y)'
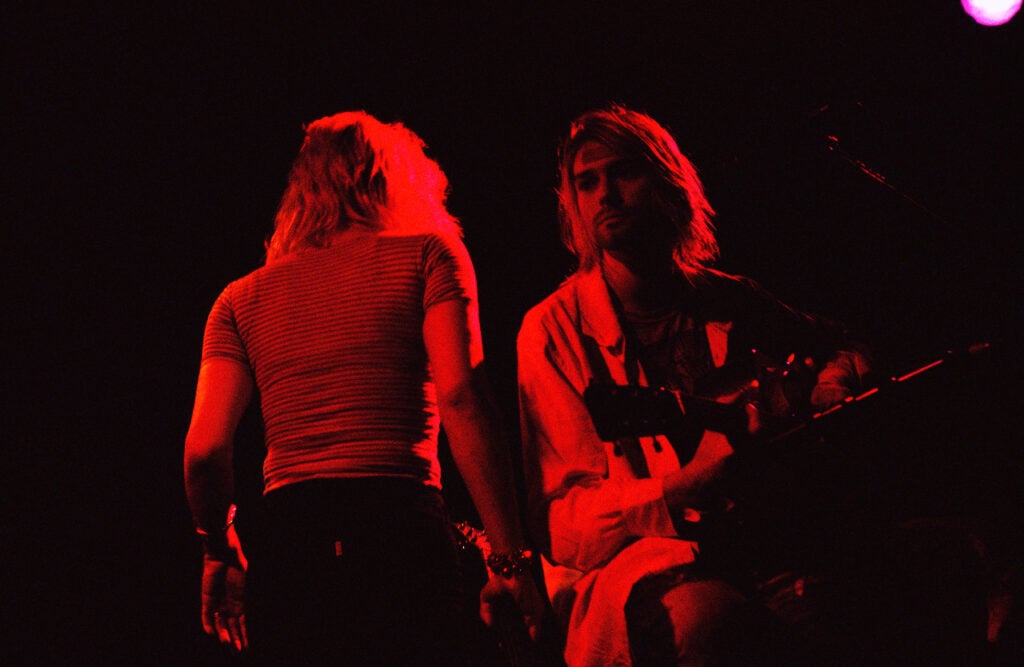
top-left (452, 521), bottom-right (549, 667)
top-left (583, 344), bottom-right (990, 449)
top-left (491, 595), bottom-right (542, 667)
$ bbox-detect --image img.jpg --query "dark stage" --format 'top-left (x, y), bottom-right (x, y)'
top-left (5, 2), bottom-right (1022, 664)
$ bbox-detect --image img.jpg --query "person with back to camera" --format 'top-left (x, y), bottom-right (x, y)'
top-left (184, 111), bottom-right (545, 665)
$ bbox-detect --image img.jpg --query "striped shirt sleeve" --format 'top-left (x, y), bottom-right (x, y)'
top-left (201, 287), bottom-right (249, 365)
top-left (422, 233), bottom-right (476, 310)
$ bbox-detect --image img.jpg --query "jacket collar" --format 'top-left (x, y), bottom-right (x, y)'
top-left (575, 268), bottom-right (625, 351)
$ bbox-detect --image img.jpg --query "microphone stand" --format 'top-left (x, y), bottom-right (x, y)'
top-left (824, 133), bottom-right (953, 231)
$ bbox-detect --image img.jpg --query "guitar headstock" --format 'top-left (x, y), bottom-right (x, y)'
top-left (453, 520), bottom-right (491, 560)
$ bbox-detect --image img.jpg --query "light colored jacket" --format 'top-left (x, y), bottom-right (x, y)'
top-left (517, 267), bottom-right (867, 666)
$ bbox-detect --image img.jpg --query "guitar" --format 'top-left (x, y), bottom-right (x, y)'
top-left (583, 349), bottom-right (818, 464)
top-left (583, 344), bottom-right (990, 461)
top-left (581, 343), bottom-right (992, 569)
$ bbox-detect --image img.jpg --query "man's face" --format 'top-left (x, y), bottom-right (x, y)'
top-left (571, 141), bottom-right (663, 258)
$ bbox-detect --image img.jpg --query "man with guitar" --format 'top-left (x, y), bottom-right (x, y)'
top-left (517, 105), bottom-right (875, 666)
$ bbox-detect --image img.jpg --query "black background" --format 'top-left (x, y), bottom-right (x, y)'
top-left (5, 2), bottom-right (1022, 663)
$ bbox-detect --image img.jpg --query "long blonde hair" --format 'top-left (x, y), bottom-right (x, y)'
top-left (265, 111), bottom-right (460, 262)
top-left (556, 104), bottom-right (718, 275)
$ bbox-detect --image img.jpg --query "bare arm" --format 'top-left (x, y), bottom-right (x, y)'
top-left (424, 298), bottom-right (545, 636)
top-left (184, 357), bottom-right (253, 651)
top-left (423, 298), bottom-right (526, 553)
top-left (184, 358), bottom-right (253, 535)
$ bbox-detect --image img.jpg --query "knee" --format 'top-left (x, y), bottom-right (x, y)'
top-left (628, 578), bottom-right (768, 666)
top-left (664, 581), bottom-right (759, 662)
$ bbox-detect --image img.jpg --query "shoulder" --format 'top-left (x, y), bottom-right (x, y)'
top-left (688, 267), bottom-right (784, 316)
top-left (214, 266), bottom-right (263, 307)
top-left (520, 272), bottom-right (587, 336)
top-left (518, 271), bottom-right (612, 361)
top-left (217, 253), bottom-right (304, 301)
top-left (688, 267), bottom-right (763, 295)
top-left (203, 271), bottom-right (262, 340)
top-left (416, 231), bottom-right (472, 267)
top-left (417, 230), bottom-right (466, 253)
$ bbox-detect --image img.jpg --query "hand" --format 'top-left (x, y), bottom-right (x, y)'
top-left (200, 524), bottom-right (249, 652)
top-left (809, 381), bottom-right (851, 410)
top-left (692, 428), bottom-right (736, 474)
top-left (664, 427), bottom-right (737, 513)
top-left (479, 572), bottom-right (546, 641)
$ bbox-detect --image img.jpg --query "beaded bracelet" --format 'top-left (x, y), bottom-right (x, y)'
top-left (485, 548), bottom-right (535, 579)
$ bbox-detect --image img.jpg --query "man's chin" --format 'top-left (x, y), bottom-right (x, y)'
top-left (596, 223), bottom-right (642, 249)
top-left (602, 240), bottom-right (674, 266)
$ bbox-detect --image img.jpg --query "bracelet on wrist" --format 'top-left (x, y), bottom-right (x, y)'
top-left (195, 504), bottom-right (237, 540)
top-left (485, 548), bottom-right (535, 579)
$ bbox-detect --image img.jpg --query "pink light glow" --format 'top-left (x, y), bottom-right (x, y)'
top-left (962, 0), bottom-right (1021, 25)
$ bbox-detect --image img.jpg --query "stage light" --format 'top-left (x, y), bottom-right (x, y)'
top-left (961, 0), bottom-right (1021, 26)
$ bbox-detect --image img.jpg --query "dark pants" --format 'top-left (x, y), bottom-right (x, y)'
top-left (245, 478), bottom-right (466, 666)
top-left (624, 517), bottom-right (990, 666)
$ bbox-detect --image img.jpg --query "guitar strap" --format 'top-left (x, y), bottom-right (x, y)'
top-left (580, 329), bottom-right (652, 479)
top-left (620, 307), bottom-right (714, 469)
top-left (616, 437), bottom-right (652, 479)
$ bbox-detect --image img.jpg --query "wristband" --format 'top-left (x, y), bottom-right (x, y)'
top-left (195, 504), bottom-right (237, 555)
top-left (485, 548), bottom-right (535, 579)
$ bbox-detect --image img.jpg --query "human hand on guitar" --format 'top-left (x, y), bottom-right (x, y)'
top-left (809, 382), bottom-right (852, 411)
top-left (661, 378), bottom-right (766, 511)
top-left (716, 352), bottom-right (855, 428)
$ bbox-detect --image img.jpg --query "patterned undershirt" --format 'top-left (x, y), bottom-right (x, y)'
top-left (622, 302), bottom-right (712, 394)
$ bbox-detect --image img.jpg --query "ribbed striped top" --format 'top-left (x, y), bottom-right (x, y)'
top-left (201, 230), bottom-right (475, 493)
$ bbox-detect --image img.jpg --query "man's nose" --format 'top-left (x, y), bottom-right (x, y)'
top-left (599, 178), bottom-right (621, 206)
